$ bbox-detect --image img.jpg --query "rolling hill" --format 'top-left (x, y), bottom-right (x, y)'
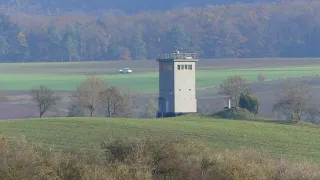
top-left (0, 116), bottom-right (319, 163)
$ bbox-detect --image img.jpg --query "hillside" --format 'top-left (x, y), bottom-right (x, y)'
top-left (1, 116), bottom-right (320, 163)
top-left (212, 108), bottom-right (259, 120)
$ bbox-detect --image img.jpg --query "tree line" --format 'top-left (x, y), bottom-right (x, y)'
top-left (26, 76), bottom-right (133, 118)
top-left (0, 1), bottom-right (320, 62)
top-left (0, 74), bottom-right (314, 123)
top-left (0, 0), bottom-right (285, 15)
top-left (217, 75), bottom-right (319, 123)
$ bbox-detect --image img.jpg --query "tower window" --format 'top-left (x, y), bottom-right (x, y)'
top-left (188, 65), bottom-right (192, 70)
top-left (177, 65), bottom-right (180, 70)
top-left (161, 65), bottom-right (166, 70)
top-left (185, 65), bottom-right (187, 69)
top-left (181, 65), bottom-right (184, 70)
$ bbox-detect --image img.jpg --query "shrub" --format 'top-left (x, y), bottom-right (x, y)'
top-left (67, 102), bottom-right (86, 117)
top-left (258, 73), bottom-right (266, 82)
top-left (239, 91), bottom-right (260, 115)
top-left (0, 134), bottom-right (320, 179)
top-left (100, 136), bottom-right (320, 180)
top-left (212, 108), bottom-right (258, 120)
top-left (101, 138), bottom-right (137, 163)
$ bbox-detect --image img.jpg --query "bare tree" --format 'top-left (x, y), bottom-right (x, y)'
top-left (140, 99), bottom-right (157, 118)
top-left (73, 76), bottom-right (107, 117)
top-left (31, 85), bottom-right (61, 118)
top-left (272, 79), bottom-right (318, 122)
top-left (101, 87), bottom-right (132, 118)
top-left (217, 75), bottom-right (249, 106)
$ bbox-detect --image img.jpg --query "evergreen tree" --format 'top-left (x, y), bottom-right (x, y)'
top-left (130, 32), bottom-right (147, 60)
top-left (47, 21), bottom-right (62, 45)
top-left (65, 35), bottom-right (79, 61)
top-left (239, 91), bottom-right (259, 115)
top-left (164, 24), bottom-right (192, 53)
top-left (0, 36), bottom-right (9, 56)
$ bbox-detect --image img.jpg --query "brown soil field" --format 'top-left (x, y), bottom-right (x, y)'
top-left (92, 57), bottom-right (320, 70)
top-left (5, 57), bottom-right (318, 75)
top-left (79, 57), bottom-right (320, 74)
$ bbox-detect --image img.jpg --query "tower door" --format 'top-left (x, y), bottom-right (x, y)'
top-left (158, 98), bottom-right (166, 112)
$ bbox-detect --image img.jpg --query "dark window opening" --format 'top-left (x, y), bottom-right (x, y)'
top-left (161, 65), bottom-right (166, 70)
top-left (177, 65), bottom-right (180, 70)
top-left (185, 65), bottom-right (187, 69)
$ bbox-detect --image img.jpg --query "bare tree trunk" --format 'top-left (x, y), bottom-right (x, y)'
top-left (108, 100), bottom-right (112, 117)
top-left (297, 111), bottom-right (301, 122)
top-left (32, 85), bottom-right (60, 119)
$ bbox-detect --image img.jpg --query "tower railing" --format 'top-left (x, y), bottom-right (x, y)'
top-left (157, 52), bottom-right (197, 60)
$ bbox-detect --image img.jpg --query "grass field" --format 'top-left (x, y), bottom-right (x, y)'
top-left (1, 58), bottom-right (320, 92)
top-left (1, 116), bottom-right (320, 163)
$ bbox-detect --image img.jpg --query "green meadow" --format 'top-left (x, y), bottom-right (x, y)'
top-left (0, 60), bottom-right (320, 92)
top-left (0, 116), bottom-right (319, 163)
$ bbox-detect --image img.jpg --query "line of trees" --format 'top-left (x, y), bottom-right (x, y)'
top-left (1, 1), bottom-right (320, 62)
top-left (217, 74), bottom-right (319, 122)
top-left (26, 74), bottom-right (320, 122)
top-left (1, 72), bottom-right (318, 122)
top-left (29, 76), bottom-right (134, 118)
top-left (0, 0), bottom-right (283, 14)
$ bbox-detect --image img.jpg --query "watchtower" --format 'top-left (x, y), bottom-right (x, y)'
top-left (156, 51), bottom-right (199, 118)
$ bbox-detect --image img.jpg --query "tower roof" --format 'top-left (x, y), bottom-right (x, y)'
top-left (156, 52), bottom-right (199, 62)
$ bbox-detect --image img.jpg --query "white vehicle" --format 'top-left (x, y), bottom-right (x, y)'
top-left (118, 68), bottom-right (132, 74)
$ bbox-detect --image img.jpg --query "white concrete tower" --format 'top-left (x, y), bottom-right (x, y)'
top-left (156, 52), bottom-right (199, 118)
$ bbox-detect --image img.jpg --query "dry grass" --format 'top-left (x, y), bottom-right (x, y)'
top-left (0, 134), bottom-right (319, 180)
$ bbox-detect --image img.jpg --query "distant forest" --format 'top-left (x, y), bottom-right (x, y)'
top-left (0, 0), bottom-right (286, 14)
top-left (0, 0), bottom-right (320, 62)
